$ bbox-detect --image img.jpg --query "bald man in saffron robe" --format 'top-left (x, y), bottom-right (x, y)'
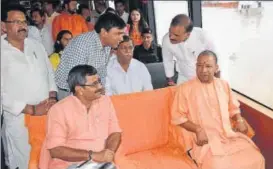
top-left (171, 50), bottom-right (265, 169)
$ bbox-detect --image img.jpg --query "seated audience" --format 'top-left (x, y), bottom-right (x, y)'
top-left (106, 35), bottom-right (153, 95)
top-left (1, 4), bottom-right (57, 168)
top-left (55, 12), bottom-right (126, 100)
top-left (49, 30), bottom-right (73, 71)
top-left (52, 0), bottom-right (88, 41)
top-left (171, 50), bottom-right (265, 169)
top-left (127, 8), bottom-right (148, 46)
top-left (133, 28), bottom-right (162, 64)
top-left (39, 65), bottom-right (121, 169)
top-left (43, 0), bottom-right (60, 29)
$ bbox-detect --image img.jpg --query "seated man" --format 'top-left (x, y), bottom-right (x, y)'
top-left (171, 50), bottom-right (265, 169)
top-left (133, 28), bottom-right (162, 64)
top-left (106, 35), bottom-right (153, 95)
top-left (39, 65), bottom-right (121, 169)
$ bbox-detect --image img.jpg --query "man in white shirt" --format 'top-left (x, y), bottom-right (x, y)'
top-left (43, 0), bottom-right (60, 27)
top-left (91, 0), bottom-right (107, 23)
top-left (162, 14), bottom-right (220, 85)
top-left (115, 0), bottom-right (129, 23)
top-left (106, 35), bottom-right (153, 95)
top-left (28, 8), bottom-right (54, 56)
top-left (1, 4), bottom-right (57, 169)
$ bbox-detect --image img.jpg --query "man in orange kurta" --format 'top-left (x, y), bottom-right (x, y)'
top-left (39, 65), bottom-right (121, 169)
top-left (171, 50), bottom-right (265, 169)
top-left (52, 0), bottom-right (88, 41)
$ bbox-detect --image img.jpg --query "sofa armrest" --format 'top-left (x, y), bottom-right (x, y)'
top-left (167, 125), bottom-right (194, 153)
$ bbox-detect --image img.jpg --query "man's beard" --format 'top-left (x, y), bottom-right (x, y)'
top-left (68, 9), bottom-right (76, 14)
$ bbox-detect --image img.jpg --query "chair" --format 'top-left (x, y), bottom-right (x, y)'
top-left (145, 62), bottom-right (167, 89)
top-left (146, 62), bottom-right (178, 89)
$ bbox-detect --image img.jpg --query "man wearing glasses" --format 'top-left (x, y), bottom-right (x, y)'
top-left (1, 4), bottom-right (57, 169)
top-left (39, 65), bottom-right (121, 169)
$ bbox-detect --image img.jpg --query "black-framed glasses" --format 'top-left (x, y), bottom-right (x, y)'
top-left (5, 20), bottom-right (28, 25)
top-left (79, 78), bottom-right (102, 88)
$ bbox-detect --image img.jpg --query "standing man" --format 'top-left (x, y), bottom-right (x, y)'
top-left (55, 12), bottom-right (126, 100)
top-left (91, 0), bottom-right (107, 24)
top-left (77, 4), bottom-right (94, 31)
top-left (1, 4), bottom-right (57, 169)
top-left (52, 0), bottom-right (88, 41)
top-left (43, 0), bottom-right (60, 27)
top-left (162, 14), bottom-right (221, 85)
top-left (91, 0), bottom-right (107, 23)
top-left (114, 0), bottom-right (129, 23)
top-left (28, 8), bottom-right (54, 55)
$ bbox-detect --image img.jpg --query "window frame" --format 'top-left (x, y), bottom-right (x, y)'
top-left (149, 0), bottom-right (271, 110)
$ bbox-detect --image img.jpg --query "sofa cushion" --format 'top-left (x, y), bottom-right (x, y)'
top-left (115, 147), bottom-right (197, 169)
top-left (111, 88), bottom-right (173, 155)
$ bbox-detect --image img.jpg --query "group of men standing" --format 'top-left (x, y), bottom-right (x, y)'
top-left (1, 1), bottom-right (265, 169)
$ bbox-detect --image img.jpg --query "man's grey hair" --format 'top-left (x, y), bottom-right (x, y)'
top-left (170, 14), bottom-right (193, 33)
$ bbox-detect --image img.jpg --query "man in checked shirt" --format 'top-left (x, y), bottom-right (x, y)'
top-left (55, 12), bottom-right (126, 100)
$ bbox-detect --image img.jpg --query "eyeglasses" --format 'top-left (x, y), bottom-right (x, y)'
top-left (80, 79), bottom-right (102, 88)
top-left (5, 20), bottom-right (28, 25)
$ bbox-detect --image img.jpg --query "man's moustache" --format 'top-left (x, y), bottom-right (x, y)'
top-left (18, 29), bottom-right (27, 33)
top-left (95, 88), bottom-right (104, 94)
top-left (68, 10), bottom-right (76, 14)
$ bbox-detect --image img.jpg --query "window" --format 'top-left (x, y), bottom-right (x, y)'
top-left (153, 1), bottom-right (188, 45)
top-left (202, 1), bottom-right (273, 109)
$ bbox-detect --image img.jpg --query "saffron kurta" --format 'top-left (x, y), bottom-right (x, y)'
top-left (171, 77), bottom-right (265, 169)
top-left (39, 95), bottom-right (122, 169)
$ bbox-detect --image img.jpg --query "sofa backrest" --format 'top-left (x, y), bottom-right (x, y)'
top-left (145, 62), bottom-right (167, 89)
top-left (111, 87), bottom-right (175, 155)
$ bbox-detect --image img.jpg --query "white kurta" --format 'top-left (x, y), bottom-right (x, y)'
top-left (1, 35), bottom-right (57, 169)
top-left (28, 25), bottom-right (54, 56)
top-left (105, 56), bottom-right (153, 95)
top-left (162, 27), bottom-right (222, 84)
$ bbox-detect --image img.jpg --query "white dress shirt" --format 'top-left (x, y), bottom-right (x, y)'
top-left (106, 56), bottom-right (153, 95)
top-left (28, 25), bottom-right (54, 56)
top-left (1, 35), bottom-right (57, 169)
top-left (162, 27), bottom-right (221, 83)
top-left (119, 11), bottom-right (129, 23)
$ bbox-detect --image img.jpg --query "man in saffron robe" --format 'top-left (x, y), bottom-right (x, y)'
top-left (171, 50), bottom-right (265, 169)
